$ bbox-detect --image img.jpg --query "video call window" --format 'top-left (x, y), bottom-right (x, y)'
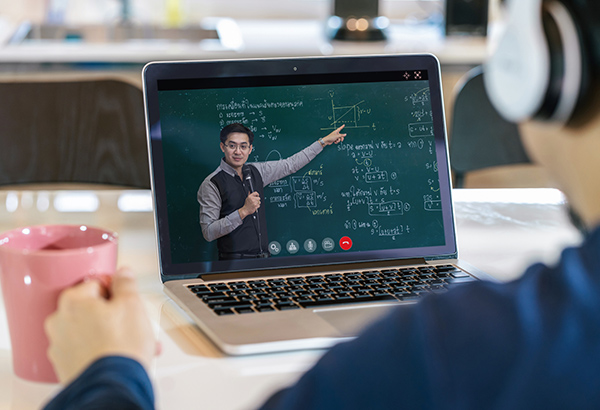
top-left (157, 71), bottom-right (447, 273)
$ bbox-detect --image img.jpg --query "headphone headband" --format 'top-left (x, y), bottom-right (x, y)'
top-left (484, 0), bottom-right (584, 124)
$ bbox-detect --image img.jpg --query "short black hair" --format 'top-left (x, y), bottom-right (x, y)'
top-left (220, 123), bottom-right (254, 145)
top-left (557, 0), bottom-right (600, 125)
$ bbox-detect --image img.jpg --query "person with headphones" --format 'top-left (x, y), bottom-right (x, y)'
top-left (43, 0), bottom-right (600, 408)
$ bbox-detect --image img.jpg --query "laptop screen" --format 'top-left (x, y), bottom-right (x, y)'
top-left (143, 54), bottom-right (456, 280)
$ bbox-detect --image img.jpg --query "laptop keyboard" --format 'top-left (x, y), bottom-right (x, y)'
top-left (187, 265), bottom-right (475, 316)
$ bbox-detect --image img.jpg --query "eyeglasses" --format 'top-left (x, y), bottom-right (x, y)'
top-left (224, 143), bottom-right (251, 152)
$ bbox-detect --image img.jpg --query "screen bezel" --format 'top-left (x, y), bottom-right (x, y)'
top-left (143, 54), bottom-right (457, 281)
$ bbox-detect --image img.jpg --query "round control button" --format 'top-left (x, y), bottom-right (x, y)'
top-left (286, 240), bottom-right (300, 254)
top-left (322, 237), bottom-right (335, 252)
top-left (339, 236), bottom-right (353, 251)
top-left (269, 241), bottom-right (281, 255)
top-left (304, 239), bottom-right (317, 253)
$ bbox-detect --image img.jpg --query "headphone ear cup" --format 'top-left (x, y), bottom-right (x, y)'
top-left (535, 6), bottom-right (567, 120)
top-left (484, 0), bottom-right (584, 124)
top-left (541, 1), bottom-right (585, 124)
top-left (484, 0), bottom-right (551, 123)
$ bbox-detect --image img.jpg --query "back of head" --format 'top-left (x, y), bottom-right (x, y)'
top-left (567, 0), bottom-right (600, 125)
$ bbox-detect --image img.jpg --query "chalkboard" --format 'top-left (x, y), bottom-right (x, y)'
top-left (159, 78), bottom-right (444, 264)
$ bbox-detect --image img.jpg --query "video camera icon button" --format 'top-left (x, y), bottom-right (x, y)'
top-left (322, 237), bottom-right (335, 252)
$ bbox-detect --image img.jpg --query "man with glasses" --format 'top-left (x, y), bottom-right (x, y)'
top-left (198, 123), bottom-right (346, 260)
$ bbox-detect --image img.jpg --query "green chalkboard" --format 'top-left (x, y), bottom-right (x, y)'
top-left (159, 79), bottom-right (444, 264)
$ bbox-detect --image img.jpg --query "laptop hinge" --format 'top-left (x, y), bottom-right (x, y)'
top-left (199, 258), bottom-right (428, 282)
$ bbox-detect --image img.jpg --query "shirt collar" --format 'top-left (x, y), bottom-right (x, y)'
top-left (220, 158), bottom-right (240, 178)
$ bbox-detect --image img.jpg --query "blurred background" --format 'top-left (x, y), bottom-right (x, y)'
top-left (0, 0), bottom-right (549, 188)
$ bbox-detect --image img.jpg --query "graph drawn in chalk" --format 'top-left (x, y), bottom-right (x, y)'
top-left (321, 93), bottom-right (375, 131)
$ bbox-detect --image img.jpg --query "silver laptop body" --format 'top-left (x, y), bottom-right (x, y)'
top-left (143, 54), bottom-right (493, 355)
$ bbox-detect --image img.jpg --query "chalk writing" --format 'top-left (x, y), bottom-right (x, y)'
top-left (295, 192), bottom-right (317, 208)
top-left (423, 194), bottom-right (442, 211)
top-left (404, 87), bottom-right (430, 106)
top-left (365, 170), bottom-right (389, 183)
top-left (292, 176), bottom-right (312, 192)
top-left (216, 99), bottom-right (303, 111)
top-left (409, 122), bottom-right (434, 138)
top-left (368, 200), bottom-right (405, 216)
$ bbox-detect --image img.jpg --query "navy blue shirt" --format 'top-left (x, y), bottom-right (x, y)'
top-left (44, 356), bottom-right (153, 410)
top-left (45, 226), bottom-right (600, 409)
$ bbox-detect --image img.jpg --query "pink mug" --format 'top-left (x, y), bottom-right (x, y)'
top-left (0, 224), bottom-right (118, 383)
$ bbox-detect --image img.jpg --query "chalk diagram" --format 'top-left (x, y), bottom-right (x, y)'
top-left (321, 91), bottom-right (376, 131)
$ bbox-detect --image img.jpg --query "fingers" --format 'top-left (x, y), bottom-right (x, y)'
top-left (110, 267), bottom-right (138, 300)
top-left (57, 279), bottom-right (103, 311)
top-left (325, 125), bottom-right (346, 145)
top-left (247, 192), bottom-right (261, 208)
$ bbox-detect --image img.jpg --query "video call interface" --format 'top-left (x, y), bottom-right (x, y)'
top-left (156, 69), bottom-right (450, 274)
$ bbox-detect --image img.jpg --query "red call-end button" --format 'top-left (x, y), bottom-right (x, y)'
top-left (339, 236), bottom-right (353, 251)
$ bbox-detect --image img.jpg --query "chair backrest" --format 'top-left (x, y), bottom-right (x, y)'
top-left (449, 66), bottom-right (530, 188)
top-left (0, 79), bottom-right (150, 189)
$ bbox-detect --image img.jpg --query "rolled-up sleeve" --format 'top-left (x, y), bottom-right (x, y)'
top-left (198, 179), bottom-right (243, 242)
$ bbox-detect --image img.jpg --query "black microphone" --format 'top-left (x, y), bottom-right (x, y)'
top-left (244, 168), bottom-right (255, 193)
top-left (243, 166), bottom-right (263, 254)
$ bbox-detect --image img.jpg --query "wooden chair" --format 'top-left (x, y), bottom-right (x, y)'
top-left (0, 78), bottom-right (150, 189)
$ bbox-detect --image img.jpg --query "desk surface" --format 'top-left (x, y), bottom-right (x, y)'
top-left (0, 188), bottom-right (581, 410)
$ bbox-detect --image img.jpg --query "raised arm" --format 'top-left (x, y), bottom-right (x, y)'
top-left (255, 125), bottom-right (347, 186)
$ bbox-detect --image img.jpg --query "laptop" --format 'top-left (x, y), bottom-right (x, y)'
top-left (142, 54), bottom-right (494, 355)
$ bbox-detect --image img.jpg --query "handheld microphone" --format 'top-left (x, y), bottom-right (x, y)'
top-left (244, 169), bottom-right (255, 193)
top-left (243, 166), bottom-right (263, 254)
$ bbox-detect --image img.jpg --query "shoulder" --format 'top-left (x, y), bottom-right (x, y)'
top-left (246, 162), bottom-right (265, 177)
top-left (199, 167), bottom-right (225, 192)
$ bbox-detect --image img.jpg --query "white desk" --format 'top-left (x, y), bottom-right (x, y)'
top-left (0, 188), bottom-right (581, 410)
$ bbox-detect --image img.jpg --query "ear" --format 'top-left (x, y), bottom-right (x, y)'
top-left (220, 142), bottom-right (226, 153)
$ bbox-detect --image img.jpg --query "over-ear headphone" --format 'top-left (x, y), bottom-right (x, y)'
top-left (484, 0), bottom-right (589, 125)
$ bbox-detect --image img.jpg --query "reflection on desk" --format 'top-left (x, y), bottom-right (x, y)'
top-left (0, 188), bottom-right (581, 410)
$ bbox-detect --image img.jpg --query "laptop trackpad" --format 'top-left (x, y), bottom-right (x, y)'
top-left (315, 305), bottom-right (395, 337)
